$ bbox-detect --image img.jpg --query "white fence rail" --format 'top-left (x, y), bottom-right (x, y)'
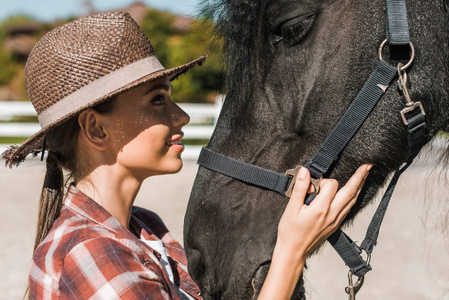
top-left (0, 98), bottom-right (223, 160)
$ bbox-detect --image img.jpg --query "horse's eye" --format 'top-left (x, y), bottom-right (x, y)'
top-left (277, 13), bottom-right (315, 46)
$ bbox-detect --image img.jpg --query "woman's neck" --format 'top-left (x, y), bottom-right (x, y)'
top-left (76, 164), bottom-right (142, 228)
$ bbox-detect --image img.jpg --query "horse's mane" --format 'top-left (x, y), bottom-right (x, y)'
top-left (200, 0), bottom-right (260, 106)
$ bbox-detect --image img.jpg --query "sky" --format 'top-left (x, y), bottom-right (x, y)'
top-left (0, 0), bottom-right (203, 22)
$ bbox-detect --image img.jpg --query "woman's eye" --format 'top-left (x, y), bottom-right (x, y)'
top-left (152, 94), bottom-right (165, 105)
top-left (275, 13), bottom-right (316, 46)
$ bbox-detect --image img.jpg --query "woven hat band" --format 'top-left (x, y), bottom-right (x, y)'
top-left (38, 56), bottom-right (164, 128)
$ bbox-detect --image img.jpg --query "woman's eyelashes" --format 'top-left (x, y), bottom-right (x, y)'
top-left (151, 94), bottom-right (166, 105)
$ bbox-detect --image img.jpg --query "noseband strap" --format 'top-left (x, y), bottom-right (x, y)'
top-left (198, 147), bottom-right (292, 196)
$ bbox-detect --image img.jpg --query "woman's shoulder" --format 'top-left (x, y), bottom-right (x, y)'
top-left (30, 231), bottom-right (167, 298)
top-left (32, 207), bottom-right (127, 275)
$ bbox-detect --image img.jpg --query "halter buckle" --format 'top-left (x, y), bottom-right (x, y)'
top-left (284, 166), bottom-right (322, 197)
top-left (400, 101), bottom-right (426, 125)
top-left (285, 166), bottom-right (301, 197)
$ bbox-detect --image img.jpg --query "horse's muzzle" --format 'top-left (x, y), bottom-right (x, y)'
top-left (252, 262), bottom-right (271, 298)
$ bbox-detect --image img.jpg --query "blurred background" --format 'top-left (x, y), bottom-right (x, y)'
top-left (0, 0), bottom-right (225, 153)
top-left (0, 0), bottom-right (224, 104)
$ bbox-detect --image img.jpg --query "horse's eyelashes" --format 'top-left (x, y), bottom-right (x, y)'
top-left (279, 14), bottom-right (316, 46)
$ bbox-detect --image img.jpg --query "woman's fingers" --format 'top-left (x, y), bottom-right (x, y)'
top-left (311, 178), bottom-right (339, 207)
top-left (332, 164), bottom-right (372, 211)
top-left (287, 164), bottom-right (372, 218)
top-left (287, 167), bottom-right (311, 212)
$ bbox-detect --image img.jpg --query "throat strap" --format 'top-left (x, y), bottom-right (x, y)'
top-left (328, 111), bottom-right (427, 277)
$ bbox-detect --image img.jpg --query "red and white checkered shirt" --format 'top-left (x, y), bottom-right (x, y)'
top-left (29, 185), bottom-right (201, 299)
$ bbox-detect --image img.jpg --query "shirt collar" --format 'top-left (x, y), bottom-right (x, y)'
top-left (64, 185), bottom-right (129, 235)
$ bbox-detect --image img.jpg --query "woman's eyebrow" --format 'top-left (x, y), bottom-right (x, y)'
top-left (144, 84), bottom-right (171, 95)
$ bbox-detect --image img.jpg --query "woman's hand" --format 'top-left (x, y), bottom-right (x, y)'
top-left (259, 164), bottom-right (372, 300)
top-left (278, 164), bottom-right (371, 259)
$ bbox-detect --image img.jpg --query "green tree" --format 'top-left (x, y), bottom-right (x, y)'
top-left (168, 18), bottom-right (224, 102)
top-left (140, 9), bottom-right (176, 67)
top-left (0, 49), bottom-right (17, 84)
top-left (0, 15), bottom-right (37, 85)
top-left (141, 10), bottom-right (224, 103)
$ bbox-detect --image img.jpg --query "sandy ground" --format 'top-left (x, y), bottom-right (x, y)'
top-left (1, 146), bottom-right (448, 300)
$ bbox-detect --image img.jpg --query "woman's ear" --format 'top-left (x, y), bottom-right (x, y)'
top-left (78, 109), bottom-right (109, 150)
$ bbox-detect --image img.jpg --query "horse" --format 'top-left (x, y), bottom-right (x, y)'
top-left (183, 0), bottom-right (449, 299)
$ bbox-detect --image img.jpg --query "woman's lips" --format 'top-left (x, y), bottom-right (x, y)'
top-left (166, 133), bottom-right (185, 151)
top-left (165, 139), bottom-right (183, 146)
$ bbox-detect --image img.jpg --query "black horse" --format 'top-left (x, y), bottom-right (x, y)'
top-left (184, 0), bottom-right (449, 299)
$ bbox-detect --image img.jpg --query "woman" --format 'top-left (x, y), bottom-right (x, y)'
top-left (2, 12), bottom-right (371, 299)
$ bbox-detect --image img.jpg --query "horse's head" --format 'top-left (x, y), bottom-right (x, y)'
top-left (184, 0), bottom-right (449, 298)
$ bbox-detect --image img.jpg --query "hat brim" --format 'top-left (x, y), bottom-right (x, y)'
top-left (2, 53), bottom-right (208, 167)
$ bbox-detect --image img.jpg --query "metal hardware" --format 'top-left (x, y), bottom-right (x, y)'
top-left (285, 166), bottom-right (301, 197)
top-left (284, 166), bottom-right (322, 197)
top-left (397, 64), bottom-right (413, 106)
top-left (396, 63), bottom-right (426, 125)
top-left (345, 271), bottom-right (365, 300)
top-left (378, 39), bottom-right (415, 71)
top-left (364, 251), bottom-right (372, 266)
top-left (344, 247), bottom-right (370, 299)
top-left (400, 102), bottom-right (426, 125)
top-left (310, 176), bottom-right (322, 194)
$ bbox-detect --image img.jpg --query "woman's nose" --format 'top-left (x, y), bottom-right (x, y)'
top-left (171, 102), bottom-right (190, 127)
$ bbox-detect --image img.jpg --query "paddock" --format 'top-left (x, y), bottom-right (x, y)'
top-left (1, 142), bottom-right (448, 299)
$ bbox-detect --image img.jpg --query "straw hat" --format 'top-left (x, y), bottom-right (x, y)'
top-left (2, 11), bottom-right (208, 167)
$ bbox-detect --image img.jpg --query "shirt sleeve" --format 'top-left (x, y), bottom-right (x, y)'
top-left (59, 237), bottom-right (176, 300)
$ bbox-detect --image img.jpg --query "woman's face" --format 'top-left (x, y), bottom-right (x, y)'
top-left (103, 77), bottom-right (190, 180)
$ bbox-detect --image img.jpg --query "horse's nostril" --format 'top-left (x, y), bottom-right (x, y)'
top-left (252, 262), bottom-right (271, 297)
top-left (187, 248), bottom-right (206, 284)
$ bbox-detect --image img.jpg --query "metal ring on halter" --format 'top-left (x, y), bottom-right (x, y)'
top-left (378, 39), bottom-right (415, 71)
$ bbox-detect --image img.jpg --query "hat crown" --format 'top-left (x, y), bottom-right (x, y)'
top-left (25, 11), bottom-right (155, 114)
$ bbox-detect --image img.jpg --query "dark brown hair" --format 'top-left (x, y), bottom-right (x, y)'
top-left (26, 98), bottom-right (116, 299)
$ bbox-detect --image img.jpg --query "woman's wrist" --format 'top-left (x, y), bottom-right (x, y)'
top-left (258, 242), bottom-right (306, 300)
top-left (272, 241), bottom-right (306, 276)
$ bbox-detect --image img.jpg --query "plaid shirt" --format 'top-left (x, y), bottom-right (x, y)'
top-left (29, 185), bottom-right (201, 299)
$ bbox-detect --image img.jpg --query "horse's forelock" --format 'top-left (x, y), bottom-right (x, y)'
top-left (202, 0), bottom-right (263, 103)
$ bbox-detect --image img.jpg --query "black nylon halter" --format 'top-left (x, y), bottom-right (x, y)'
top-left (197, 0), bottom-right (427, 280)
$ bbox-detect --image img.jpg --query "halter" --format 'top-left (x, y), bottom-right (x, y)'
top-left (197, 0), bottom-right (427, 298)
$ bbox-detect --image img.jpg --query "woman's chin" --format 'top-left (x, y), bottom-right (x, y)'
top-left (159, 158), bottom-right (184, 175)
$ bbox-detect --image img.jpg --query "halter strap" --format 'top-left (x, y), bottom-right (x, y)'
top-left (306, 61), bottom-right (397, 180)
top-left (198, 147), bottom-right (291, 196)
top-left (386, 0), bottom-right (411, 45)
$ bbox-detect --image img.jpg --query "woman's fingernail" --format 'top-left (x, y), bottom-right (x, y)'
top-left (299, 167), bottom-right (308, 179)
top-left (366, 164), bottom-right (373, 171)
